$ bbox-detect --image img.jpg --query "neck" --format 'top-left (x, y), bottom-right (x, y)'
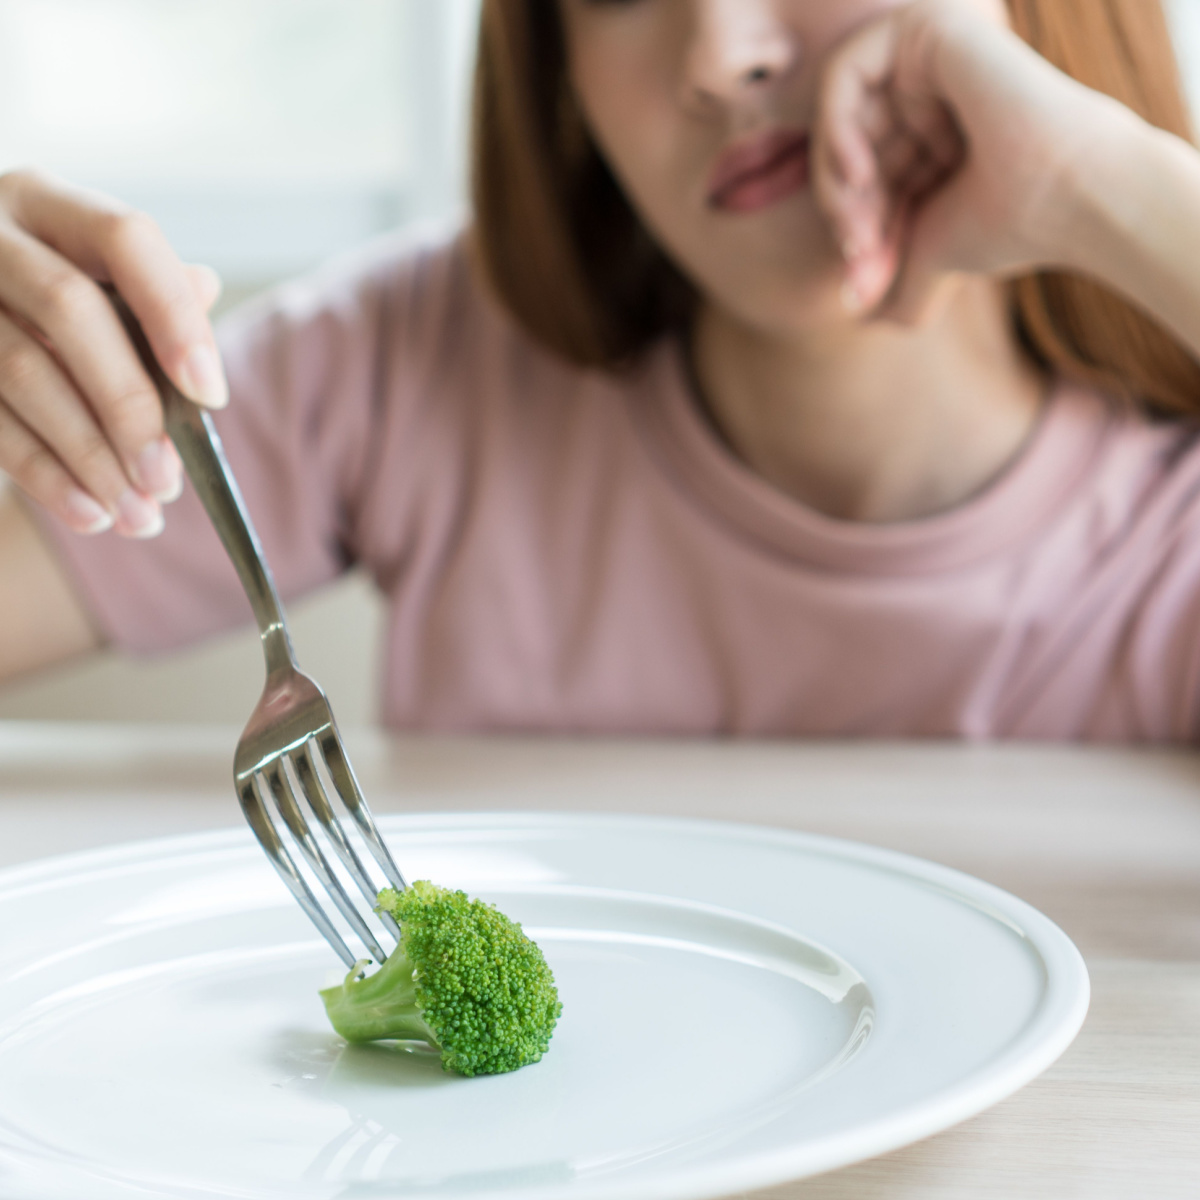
top-left (689, 280), bottom-right (1046, 523)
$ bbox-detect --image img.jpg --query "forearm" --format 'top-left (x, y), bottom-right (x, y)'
top-left (1058, 114), bottom-right (1200, 363)
top-left (0, 489), bottom-right (101, 683)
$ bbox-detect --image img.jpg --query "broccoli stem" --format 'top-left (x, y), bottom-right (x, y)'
top-left (319, 950), bottom-right (440, 1046)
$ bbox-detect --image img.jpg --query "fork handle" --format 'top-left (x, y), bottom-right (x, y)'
top-left (108, 291), bottom-right (299, 677)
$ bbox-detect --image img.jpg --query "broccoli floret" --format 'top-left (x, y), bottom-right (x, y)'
top-left (319, 880), bottom-right (562, 1077)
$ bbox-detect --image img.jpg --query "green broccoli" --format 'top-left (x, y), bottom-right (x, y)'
top-left (319, 880), bottom-right (562, 1077)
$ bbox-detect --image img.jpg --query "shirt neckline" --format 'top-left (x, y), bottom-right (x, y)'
top-left (629, 338), bottom-right (1113, 577)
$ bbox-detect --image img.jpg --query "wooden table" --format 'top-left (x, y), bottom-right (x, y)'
top-left (2, 723), bottom-right (1198, 1198)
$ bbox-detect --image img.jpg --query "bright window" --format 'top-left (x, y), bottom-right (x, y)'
top-left (1168, 0), bottom-right (1200, 120)
top-left (0, 0), bottom-right (480, 284)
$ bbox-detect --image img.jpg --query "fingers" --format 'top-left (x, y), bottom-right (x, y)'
top-left (841, 207), bottom-right (907, 316)
top-left (813, 18), bottom-right (902, 260)
top-left (0, 308), bottom-right (173, 537)
top-left (0, 223), bottom-right (178, 510)
top-left (0, 169), bottom-right (225, 538)
top-left (813, 7), bottom-right (975, 321)
top-left (0, 399), bottom-right (113, 536)
top-left (5, 172), bottom-right (228, 411)
top-left (818, 60), bottom-right (961, 248)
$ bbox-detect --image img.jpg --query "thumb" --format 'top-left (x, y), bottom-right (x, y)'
top-left (872, 189), bottom-right (964, 326)
top-left (877, 247), bottom-right (963, 327)
top-left (882, 271), bottom-right (965, 327)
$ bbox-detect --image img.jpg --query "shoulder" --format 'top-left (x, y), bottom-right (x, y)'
top-left (1031, 384), bottom-right (1200, 524)
top-left (1040, 386), bottom-right (1200, 609)
top-left (1073, 389), bottom-right (1200, 531)
top-left (215, 218), bottom-right (605, 402)
top-left (1047, 386), bottom-right (1200, 738)
top-left (215, 218), bottom-right (471, 353)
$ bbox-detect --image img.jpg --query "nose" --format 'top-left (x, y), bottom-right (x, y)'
top-left (682, 0), bottom-right (799, 109)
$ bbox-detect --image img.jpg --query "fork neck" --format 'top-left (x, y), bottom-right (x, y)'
top-left (261, 623), bottom-right (300, 678)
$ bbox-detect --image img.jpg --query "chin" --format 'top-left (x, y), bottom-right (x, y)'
top-left (680, 211), bottom-right (849, 332)
top-left (701, 264), bottom-right (851, 337)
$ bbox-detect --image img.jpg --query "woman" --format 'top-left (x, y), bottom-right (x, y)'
top-left (1, 0), bottom-right (1199, 738)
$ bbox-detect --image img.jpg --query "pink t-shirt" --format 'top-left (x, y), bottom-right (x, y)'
top-left (35, 227), bottom-right (1200, 741)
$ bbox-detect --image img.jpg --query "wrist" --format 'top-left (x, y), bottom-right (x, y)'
top-left (1049, 100), bottom-right (1179, 280)
top-left (1041, 105), bottom-right (1200, 362)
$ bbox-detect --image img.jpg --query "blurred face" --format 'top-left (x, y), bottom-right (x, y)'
top-left (557, 0), bottom-right (909, 335)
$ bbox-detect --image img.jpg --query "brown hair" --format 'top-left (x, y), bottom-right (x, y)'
top-left (472, 0), bottom-right (1200, 415)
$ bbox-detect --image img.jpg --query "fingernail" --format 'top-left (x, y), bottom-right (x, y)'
top-left (841, 280), bottom-right (864, 313)
top-left (179, 344), bottom-right (228, 409)
top-left (115, 488), bottom-right (164, 539)
top-left (63, 488), bottom-right (114, 534)
top-left (133, 436), bottom-right (183, 503)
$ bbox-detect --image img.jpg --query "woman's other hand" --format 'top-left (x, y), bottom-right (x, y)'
top-left (0, 170), bottom-right (227, 537)
top-left (811, 0), bottom-right (1141, 323)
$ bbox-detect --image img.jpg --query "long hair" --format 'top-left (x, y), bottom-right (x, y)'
top-left (471, 0), bottom-right (1200, 415)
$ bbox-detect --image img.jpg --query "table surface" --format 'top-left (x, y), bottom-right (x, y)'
top-left (1, 722), bottom-right (1198, 1199)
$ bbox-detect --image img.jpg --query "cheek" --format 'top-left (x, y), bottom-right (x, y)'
top-left (567, 19), bottom-right (683, 202)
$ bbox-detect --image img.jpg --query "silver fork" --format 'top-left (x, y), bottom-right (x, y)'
top-left (110, 293), bottom-right (406, 969)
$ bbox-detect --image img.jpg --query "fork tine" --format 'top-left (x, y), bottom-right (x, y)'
top-left (263, 762), bottom-right (387, 963)
top-left (318, 731), bottom-right (407, 892)
top-left (295, 742), bottom-right (402, 939)
top-left (237, 776), bottom-right (357, 970)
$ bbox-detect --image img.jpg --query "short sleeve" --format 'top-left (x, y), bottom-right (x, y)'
top-left (29, 223), bottom-right (463, 654)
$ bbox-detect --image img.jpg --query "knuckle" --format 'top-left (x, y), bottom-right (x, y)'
top-left (38, 267), bottom-right (97, 324)
top-left (98, 207), bottom-right (162, 259)
top-left (100, 384), bottom-right (159, 440)
top-left (72, 429), bottom-right (117, 475)
top-left (71, 432), bottom-right (121, 486)
top-left (0, 167), bottom-right (37, 208)
top-left (8, 440), bottom-right (57, 494)
top-left (0, 338), bottom-right (44, 393)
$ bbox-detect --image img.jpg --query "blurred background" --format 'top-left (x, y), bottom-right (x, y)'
top-left (0, 0), bottom-right (1196, 725)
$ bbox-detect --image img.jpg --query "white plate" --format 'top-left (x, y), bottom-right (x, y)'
top-left (0, 813), bottom-right (1088, 1200)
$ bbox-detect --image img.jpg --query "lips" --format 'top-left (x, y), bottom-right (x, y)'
top-left (708, 130), bottom-right (810, 214)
